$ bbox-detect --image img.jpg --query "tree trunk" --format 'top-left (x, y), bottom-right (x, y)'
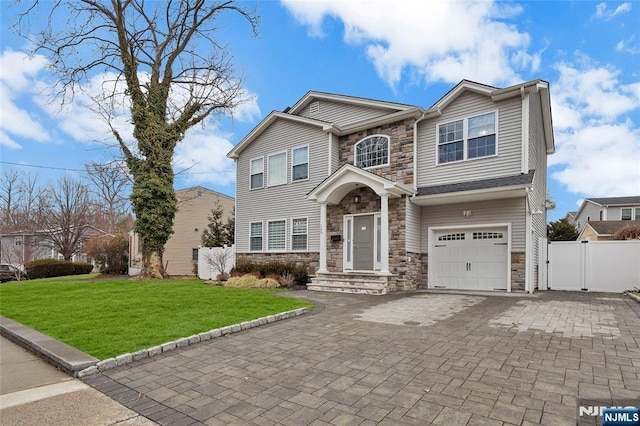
top-left (140, 248), bottom-right (165, 279)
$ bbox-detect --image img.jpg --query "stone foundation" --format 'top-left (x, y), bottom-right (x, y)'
top-left (236, 252), bottom-right (319, 275)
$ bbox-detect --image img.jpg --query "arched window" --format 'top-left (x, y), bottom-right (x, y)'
top-left (355, 135), bottom-right (389, 168)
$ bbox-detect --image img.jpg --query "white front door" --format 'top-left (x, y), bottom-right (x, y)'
top-left (432, 228), bottom-right (508, 290)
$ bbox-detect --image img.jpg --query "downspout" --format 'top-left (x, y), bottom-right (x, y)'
top-left (525, 187), bottom-right (534, 294)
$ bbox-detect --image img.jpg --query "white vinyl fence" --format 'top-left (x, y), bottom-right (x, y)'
top-left (545, 240), bottom-right (640, 292)
top-left (197, 245), bottom-right (235, 280)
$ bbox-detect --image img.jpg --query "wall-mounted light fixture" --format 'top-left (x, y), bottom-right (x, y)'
top-left (462, 209), bottom-right (472, 218)
top-left (354, 195), bottom-right (361, 204)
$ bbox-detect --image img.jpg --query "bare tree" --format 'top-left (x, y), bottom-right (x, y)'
top-left (39, 176), bottom-right (93, 261)
top-left (85, 161), bottom-right (131, 233)
top-left (0, 168), bottom-right (47, 232)
top-left (204, 246), bottom-right (233, 280)
top-left (15, 1), bottom-right (259, 278)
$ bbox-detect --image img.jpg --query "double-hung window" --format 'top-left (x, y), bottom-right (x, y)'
top-left (291, 218), bottom-right (308, 251)
top-left (438, 112), bottom-right (496, 164)
top-left (268, 152), bottom-right (287, 186)
top-left (355, 135), bottom-right (389, 168)
top-left (250, 158), bottom-right (263, 189)
top-left (292, 146), bottom-right (309, 181)
top-left (621, 208), bottom-right (637, 220)
top-left (250, 222), bottom-right (263, 251)
top-left (267, 220), bottom-right (286, 251)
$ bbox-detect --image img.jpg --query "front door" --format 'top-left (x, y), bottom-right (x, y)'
top-left (353, 215), bottom-right (374, 270)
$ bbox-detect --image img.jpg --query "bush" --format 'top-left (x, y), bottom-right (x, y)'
top-left (231, 261), bottom-right (309, 286)
top-left (25, 259), bottom-right (93, 279)
top-left (85, 233), bottom-right (128, 275)
top-left (224, 274), bottom-right (280, 288)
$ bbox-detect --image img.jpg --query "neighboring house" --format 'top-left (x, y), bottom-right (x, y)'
top-left (228, 79), bottom-right (554, 294)
top-left (128, 186), bottom-right (234, 276)
top-left (573, 196), bottom-right (640, 234)
top-left (578, 220), bottom-right (640, 241)
top-left (0, 226), bottom-right (111, 269)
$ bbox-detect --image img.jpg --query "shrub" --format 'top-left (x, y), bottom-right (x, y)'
top-left (279, 272), bottom-right (295, 288)
top-left (85, 233), bottom-right (128, 275)
top-left (224, 274), bottom-right (280, 288)
top-left (231, 261), bottom-right (309, 286)
top-left (612, 223), bottom-right (640, 240)
top-left (25, 259), bottom-right (93, 279)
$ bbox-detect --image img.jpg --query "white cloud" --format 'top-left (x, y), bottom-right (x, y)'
top-left (281, 0), bottom-right (533, 87)
top-left (549, 57), bottom-right (640, 196)
top-left (0, 49), bottom-right (51, 147)
top-left (615, 35), bottom-right (640, 55)
top-left (173, 121), bottom-right (237, 186)
top-left (594, 2), bottom-right (632, 20)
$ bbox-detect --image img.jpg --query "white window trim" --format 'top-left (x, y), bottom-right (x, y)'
top-left (249, 221), bottom-right (263, 252)
top-left (291, 217), bottom-right (309, 251)
top-left (436, 110), bottom-right (499, 166)
top-left (291, 145), bottom-right (310, 182)
top-left (267, 151), bottom-right (288, 187)
top-left (249, 156), bottom-right (264, 190)
top-left (621, 207), bottom-right (634, 220)
top-left (354, 134), bottom-right (391, 169)
top-left (267, 218), bottom-right (287, 252)
top-left (343, 212), bottom-right (382, 272)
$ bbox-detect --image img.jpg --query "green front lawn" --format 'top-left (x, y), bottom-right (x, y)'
top-left (0, 277), bottom-right (312, 359)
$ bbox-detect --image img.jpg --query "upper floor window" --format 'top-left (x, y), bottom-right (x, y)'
top-left (438, 112), bottom-right (496, 164)
top-left (250, 157), bottom-right (263, 189)
top-left (292, 146), bottom-right (309, 181)
top-left (621, 207), bottom-right (639, 220)
top-left (355, 135), bottom-right (389, 169)
top-left (268, 152), bottom-right (287, 186)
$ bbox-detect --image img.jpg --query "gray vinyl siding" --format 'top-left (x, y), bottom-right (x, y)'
top-left (416, 91), bottom-right (522, 187)
top-left (331, 133), bottom-right (340, 174)
top-left (528, 91), bottom-right (548, 286)
top-left (235, 119), bottom-right (327, 253)
top-left (298, 99), bottom-right (395, 127)
top-left (575, 202), bottom-right (604, 231)
top-left (405, 200), bottom-right (421, 253)
top-left (420, 198), bottom-right (526, 253)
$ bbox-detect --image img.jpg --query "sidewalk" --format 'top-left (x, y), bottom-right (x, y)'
top-left (0, 335), bottom-right (156, 426)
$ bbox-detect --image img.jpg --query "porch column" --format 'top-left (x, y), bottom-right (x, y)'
top-left (380, 194), bottom-right (390, 274)
top-left (319, 202), bottom-right (328, 273)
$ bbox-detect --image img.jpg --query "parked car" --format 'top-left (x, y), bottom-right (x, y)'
top-left (0, 264), bottom-right (28, 282)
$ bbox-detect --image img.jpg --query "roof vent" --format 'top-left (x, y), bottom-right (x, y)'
top-left (309, 100), bottom-right (319, 116)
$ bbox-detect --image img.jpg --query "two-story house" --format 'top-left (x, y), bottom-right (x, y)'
top-left (573, 196), bottom-right (640, 241)
top-left (129, 186), bottom-right (234, 276)
top-left (228, 80), bottom-right (554, 294)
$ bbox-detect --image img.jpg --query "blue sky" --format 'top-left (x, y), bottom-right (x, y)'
top-left (1, 1), bottom-right (639, 221)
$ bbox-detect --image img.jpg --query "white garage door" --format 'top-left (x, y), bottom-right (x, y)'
top-left (432, 229), bottom-right (508, 290)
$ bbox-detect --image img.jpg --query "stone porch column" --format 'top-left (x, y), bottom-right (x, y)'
top-left (380, 194), bottom-right (390, 274)
top-left (319, 202), bottom-right (328, 273)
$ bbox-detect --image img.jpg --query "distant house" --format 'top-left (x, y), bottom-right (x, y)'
top-left (128, 186), bottom-right (234, 276)
top-left (0, 226), bottom-right (111, 269)
top-left (577, 220), bottom-right (640, 241)
top-left (573, 196), bottom-right (640, 239)
top-left (228, 79), bottom-right (555, 294)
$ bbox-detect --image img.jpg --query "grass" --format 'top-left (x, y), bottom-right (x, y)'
top-left (0, 276), bottom-right (313, 359)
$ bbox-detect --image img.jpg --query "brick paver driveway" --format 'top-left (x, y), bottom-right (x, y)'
top-left (84, 291), bottom-right (640, 425)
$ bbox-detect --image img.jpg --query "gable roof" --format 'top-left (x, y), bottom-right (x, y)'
top-left (575, 196), bottom-right (640, 219)
top-left (425, 79), bottom-right (555, 154)
top-left (288, 91), bottom-right (418, 115)
top-left (584, 196), bottom-right (640, 206)
top-left (227, 111), bottom-right (337, 159)
top-left (176, 186), bottom-right (234, 201)
top-left (579, 220), bottom-right (640, 240)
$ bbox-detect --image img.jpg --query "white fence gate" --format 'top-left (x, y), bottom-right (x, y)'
top-left (545, 240), bottom-right (640, 292)
top-left (197, 245), bottom-right (235, 280)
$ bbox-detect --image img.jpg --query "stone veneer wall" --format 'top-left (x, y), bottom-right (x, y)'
top-left (511, 252), bottom-right (525, 291)
top-left (236, 252), bottom-right (319, 275)
top-left (325, 187), bottom-right (422, 292)
top-left (338, 118), bottom-right (415, 186)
